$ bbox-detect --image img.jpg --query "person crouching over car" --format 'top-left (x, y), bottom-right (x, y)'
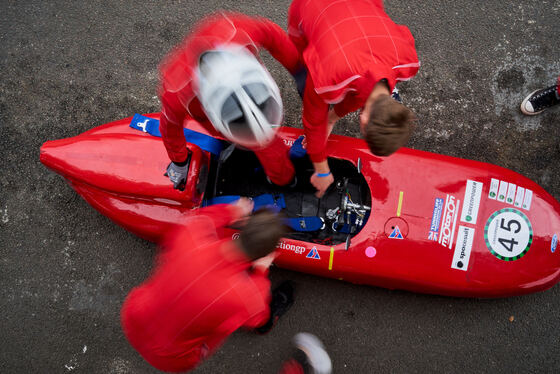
top-left (121, 199), bottom-right (295, 372)
top-left (159, 12), bottom-right (303, 190)
top-left (287, 0), bottom-right (420, 198)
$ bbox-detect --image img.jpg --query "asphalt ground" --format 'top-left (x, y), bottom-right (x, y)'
top-left (1, 0), bottom-right (560, 373)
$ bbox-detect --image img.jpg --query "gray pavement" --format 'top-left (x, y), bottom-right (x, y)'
top-left (1, 0), bottom-right (560, 373)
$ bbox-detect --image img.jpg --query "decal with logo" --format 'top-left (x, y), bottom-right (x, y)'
top-left (489, 178), bottom-right (499, 199)
top-left (487, 178), bottom-right (532, 211)
top-left (522, 189), bottom-right (533, 210)
top-left (306, 246), bottom-right (321, 259)
top-left (552, 234), bottom-right (558, 253)
top-left (484, 208), bottom-right (533, 261)
top-left (506, 183), bottom-right (516, 204)
top-left (277, 241), bottom-right (307, 255)
top-left (497, 181), bottom-right (508, 202)
top-left (514, 186), bottom-right (525, 208)
top-left (452, 226), bottom-right (475, 271)
top-left (428, 198), bottom-right (444, 241)
top-left (460, 180), bottom-right (483, 224)
top-left (439, 195), bottom-right (460, 249)
top-left (388, 225), bottom-right (404, 239)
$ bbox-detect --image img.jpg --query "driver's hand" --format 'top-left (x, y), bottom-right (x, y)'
top-left (164, 162), bottom-right (189, 191)
top-left (310, 172), bottom-right (334, 198)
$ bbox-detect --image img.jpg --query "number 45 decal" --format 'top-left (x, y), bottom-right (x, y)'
top-left (498, 218), bottom-right (521, 252)
top-left (485, 209), bottom-right (533, 261)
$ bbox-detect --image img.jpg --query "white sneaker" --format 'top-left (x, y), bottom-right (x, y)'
top-left (520, 85), bottom-right (560, 115)
top-left (293, 333), bottom-right (332, 374)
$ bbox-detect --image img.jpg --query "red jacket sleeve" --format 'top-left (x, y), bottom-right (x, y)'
top-left (159, 89), bottom-right (190, 163)
top-left (287, 0), bottom-right (308, 55)
top-left (158, 32), bottom-right (210, 164)
top-left (302, 75), bottom-right (330, 163)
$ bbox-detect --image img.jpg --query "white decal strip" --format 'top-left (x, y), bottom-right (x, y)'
top-left (497, 181), bottom-right (508, 202)
top-left (522, 189), bottom-right (533, 210)
top-left (460, 180), bottom-right (483, 224)
top-left (514, 186), bottom-right (525, 208)
top-left (452, 226), bottom-right (475, 271)
top-left (489, 178), bottom-right (499, 199)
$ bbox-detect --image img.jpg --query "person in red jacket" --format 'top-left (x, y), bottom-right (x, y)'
top-left (288, 0), bottom-right (420, 197)
top-left (160, 12), bottom-right (302, 190)
top-left (121, 200), bottom-right (293, 372)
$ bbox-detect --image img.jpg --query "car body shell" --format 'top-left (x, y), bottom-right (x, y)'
top-left (40, 113), bottom-right (560, 297)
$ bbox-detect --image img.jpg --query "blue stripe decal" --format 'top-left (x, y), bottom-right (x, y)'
top-left (129, 114), bottom-right (224, 155)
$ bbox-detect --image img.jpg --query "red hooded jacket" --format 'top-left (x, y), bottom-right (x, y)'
top-left (288, 0), bottom-right (420, 162)
top-left (121, 204), bottom-right (271, 372)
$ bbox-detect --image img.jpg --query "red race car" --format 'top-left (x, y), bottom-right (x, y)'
top-left (40, 113), bottom-right (560, 298)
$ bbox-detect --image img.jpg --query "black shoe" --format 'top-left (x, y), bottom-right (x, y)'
top-left (520, 85), bottom-right (560, 115)
top-left (255, 280), bottom-right (294, 334)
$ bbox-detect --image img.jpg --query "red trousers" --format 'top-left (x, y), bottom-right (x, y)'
top-left (252, 135), bottom-right (295, 186)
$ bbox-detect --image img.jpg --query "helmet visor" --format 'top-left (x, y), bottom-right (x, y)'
top-left (221, 95), bottom-right (256, 144)
top-left (242, 83), bottom-right (281, 125)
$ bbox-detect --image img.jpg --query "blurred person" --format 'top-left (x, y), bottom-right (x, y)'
top-left (160, 12), bottom-right (303, 190)
top-left (288, 0), bottom-right (419, 197)
top-left (121, 199), bottom-right (293, 372)
top-left (520, 74), bottom-right (560, 115)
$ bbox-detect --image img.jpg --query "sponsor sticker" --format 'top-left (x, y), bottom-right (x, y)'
top-left (428, 198), bottom-right (444, 241)
top-left (277, 240), bottom-right (307, 255)
top-left (488, 178), bottom-right (532, 211)
top-left (497, 181), bottom-right (508, 202)
top-left (388, 225), bottom-right (404, 239)
top-left (461, 180), bottom-right (483, 224)
top-left (522, 189), bottom-right (533, 210)
top-left (489, 178), bottom-right (499, 199)
top-left (439, 195), bottom-right (460, 249)
top-left (514, 186), bottom-right (525, 208)
top-left (306, 246), bottom-right (321, 259)
top-left (506, 183), bottom-right (516, 204)
top-left (484, 208), bottom-right (533, 261)
top-left (452, 226), bottom-right (475, 271)
top-left (552, 234), bottom-right (558, 253)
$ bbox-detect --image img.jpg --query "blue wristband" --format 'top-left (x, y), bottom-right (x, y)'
top-left (316, 172), bottom-right (332, 178)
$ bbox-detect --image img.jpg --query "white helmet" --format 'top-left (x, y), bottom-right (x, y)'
top-left (195, 45), bottom-right (283, 148)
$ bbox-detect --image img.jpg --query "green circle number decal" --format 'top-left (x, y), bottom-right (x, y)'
top-left (484, 208), bottom-right (533, 261)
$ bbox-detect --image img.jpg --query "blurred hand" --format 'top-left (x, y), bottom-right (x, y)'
top-left (235, 197), bottom-right (254, 217)
top-left (310, 172), bottom-right (334, 198)
top-left (252, 251), bottom-right (278, 271)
